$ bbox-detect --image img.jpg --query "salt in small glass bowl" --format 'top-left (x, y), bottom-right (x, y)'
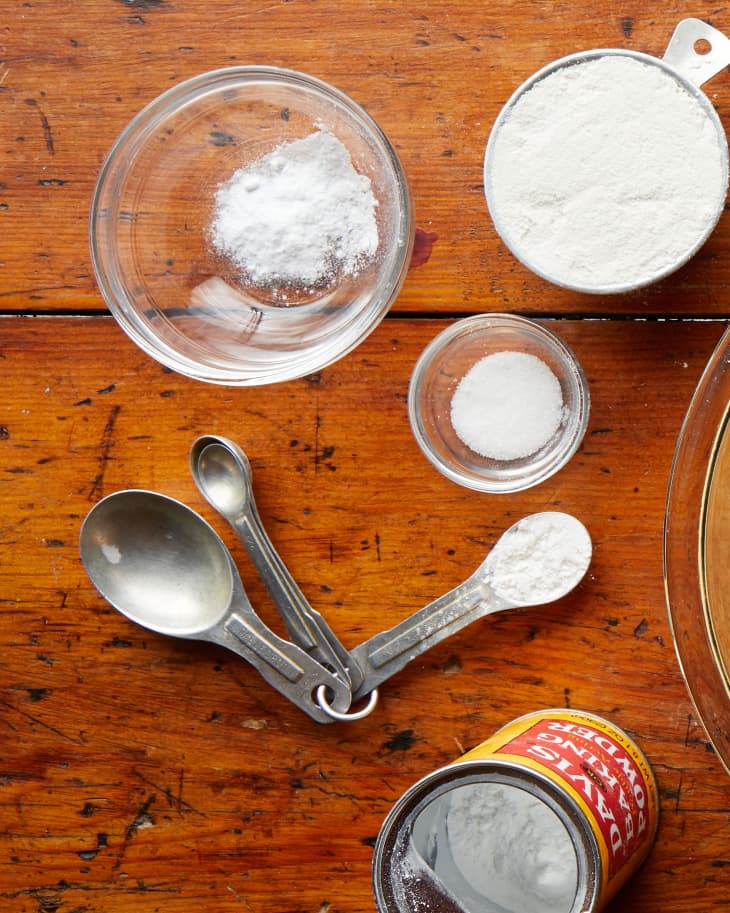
top-left (90, 66), bottom-right (414, 385)
top-left (408, 314), bottom-right (590, 493)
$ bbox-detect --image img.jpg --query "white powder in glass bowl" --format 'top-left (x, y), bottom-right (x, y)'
top-left (450, 350), bottom-right (564, 461)
top-left (211, 130), bottom-right (379, 288)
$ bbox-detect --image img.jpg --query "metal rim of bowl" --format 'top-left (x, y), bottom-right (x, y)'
top-left (407, 313), bottom-right (591, 493)
top-left (89, 65), bottom-right (415, 385)
top-left (483, 49), bottom-right (730, 296)
top-left (664, 324), bottom-right (730, 776)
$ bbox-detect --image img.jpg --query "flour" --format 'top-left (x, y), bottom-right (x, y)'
top-left (439, 782), bottom-right (578, 913)
top-left (210, 130), bottom-right (379, 288)
top-left (450, 351), bottom-right (564, 460)
top-left (487, 512), bottom-right (591, 604)
top-left (487, 55), bottom-right (727, 290)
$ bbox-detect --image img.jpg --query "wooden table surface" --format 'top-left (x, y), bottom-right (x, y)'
top-left (2, 2), bottom-right (730, 911)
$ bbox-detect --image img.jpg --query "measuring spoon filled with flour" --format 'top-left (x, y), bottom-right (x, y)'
top-left (349, 512), bottom-right (591, 701)
top-left (484, 18), bottom-right (730, 293)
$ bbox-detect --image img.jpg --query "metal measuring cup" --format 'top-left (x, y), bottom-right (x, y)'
top-left (484, 17), bottom-right (730, 294)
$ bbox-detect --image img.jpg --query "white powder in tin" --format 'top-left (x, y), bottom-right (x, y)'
top-left (488, 511), bottom-right (592, 604)
top-left (450, 351), bottom-right (564, 460)
top-left (441, 783), bottom-right (578, 913)
top-left (210, 130), bottom-right (379, 287)
top-left (487, 55), bottom-right (727, 290)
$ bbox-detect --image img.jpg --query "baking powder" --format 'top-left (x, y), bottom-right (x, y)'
top-left (450, 351), bottom-right (564, 460)
top-left (487, 55), bottom-right (727, 290)
top-left (210, 130), bottom-right (379, 288)
top-left (487, 512), bottom-right (592, 604)
top-left (437, 782), bottom-right (577, 913)
top-left (373, 709), bottom-right (659, 913)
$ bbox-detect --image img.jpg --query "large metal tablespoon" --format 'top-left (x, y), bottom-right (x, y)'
top-left (189, 435), bottom-right (362, 692)
top-left (348, 512), bottom-right (592, 702)
top-left (79, 489), bottom-right (353, 724)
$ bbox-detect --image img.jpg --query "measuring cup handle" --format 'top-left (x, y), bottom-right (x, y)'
top-left (663, 18), bottom-right (730, 86)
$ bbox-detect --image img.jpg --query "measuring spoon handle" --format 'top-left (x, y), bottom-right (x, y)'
top-left (349, 573), bottom-right (512, 701)
top-left (190, 435), bottom-right (359, 689)
top-left (208, 577), bottom-right (352, 725)
top-left (230, 504), bottom-right (360, 689)
top-left (234, 504), bottom-right (321, 650)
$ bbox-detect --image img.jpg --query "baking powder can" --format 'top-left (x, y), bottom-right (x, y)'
top-left (372, 709), bottom-right (659, 913)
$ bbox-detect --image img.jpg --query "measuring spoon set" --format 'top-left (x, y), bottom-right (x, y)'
top-left (79, 435), bottom-right (591, 723)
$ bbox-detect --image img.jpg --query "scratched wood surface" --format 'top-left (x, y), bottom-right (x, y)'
top-left (0, 317), bottom-right (728, 912)
top-left (2, 1), bottom-right (730, 912)
top-left (4, 0), bottom-right (730, 317)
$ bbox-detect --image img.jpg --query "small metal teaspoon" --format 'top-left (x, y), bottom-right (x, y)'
top-left (189, 435), bottom-right (363, 693)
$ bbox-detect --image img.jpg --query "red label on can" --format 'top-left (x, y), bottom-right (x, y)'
top-left (496, 718), bottom-right (651, 879)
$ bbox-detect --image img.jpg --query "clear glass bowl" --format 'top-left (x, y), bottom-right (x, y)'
top-left (90, 66), bottom-right (414, 385)
top-left (408, 314), bottom-right (590, 493)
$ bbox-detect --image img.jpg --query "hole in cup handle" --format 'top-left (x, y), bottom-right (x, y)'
top-left (663, 17), bottom-right (730, 87)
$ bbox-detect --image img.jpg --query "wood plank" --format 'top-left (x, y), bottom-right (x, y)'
top-left (0, 315), bottom-right (728, 911)
top-left (3, 2), bottom-right (730, 315)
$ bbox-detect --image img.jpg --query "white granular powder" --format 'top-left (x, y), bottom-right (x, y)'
top-left (210, 130), bottom-right (379, 287)
top-left (487, 55), bottom-right (727, 291)
top-left (441, 783), bottom-right (578, 913)
top-left (450, 351), bottom-right (564, 460)
top-left (487, 511), bottom-right (592, 604)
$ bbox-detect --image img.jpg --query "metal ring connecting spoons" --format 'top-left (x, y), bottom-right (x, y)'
top-left (79, 490), bottom-right (353, 724)
top-left (349, 512), bottom-right (592, 702)
top-left (189, 435), bottom-right (364, 695)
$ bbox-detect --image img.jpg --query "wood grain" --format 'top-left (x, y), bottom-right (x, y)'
top-left (3, 1), bottom-right (730, 911)
top-left (3, 1), bottom-right (730, 316)
top-left (0, 316), bottom-right (729, 911)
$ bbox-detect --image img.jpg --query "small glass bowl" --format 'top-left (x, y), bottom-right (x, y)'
top-left (408, 314), bottom-right (590, 493)
top-left (90, 66), bottom-right (414, 385)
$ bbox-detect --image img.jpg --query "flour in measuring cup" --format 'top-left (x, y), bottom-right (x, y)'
top-left (487, 55), bottom-right (727, 290)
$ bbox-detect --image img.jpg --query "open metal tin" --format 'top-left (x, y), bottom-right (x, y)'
top-left (373, 710), bottom-right (658, 913)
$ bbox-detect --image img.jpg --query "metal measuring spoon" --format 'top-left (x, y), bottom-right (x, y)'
top-left (79, 489), bottom-right (353, 724)
top-left (348, 512), bottom-right (592, 702)
top-left (189, 435), bottom-right (363, 692)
